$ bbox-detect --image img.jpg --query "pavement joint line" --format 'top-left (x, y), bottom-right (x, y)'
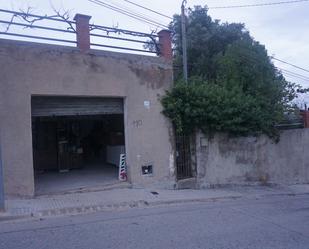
top-left (35, 182), bottom-right (132, 198)
top-left (2, 195), bottom-right (243, 220)
top-left (1, 186), bottom-right (309, 221)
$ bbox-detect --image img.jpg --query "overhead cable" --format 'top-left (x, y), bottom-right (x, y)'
top-left (121, 0), bottom-right (173, 20)
top-left (280, 73), bottom-right (309, 83)
top-left (209, 0), bottom-right (309, 9)
top-left (106, 0), bottom-right (169, 24)
top-left (278, 68), bottom-right (309, 81)
top-left (236, 53), bottom-right (309, 81)
top-left (87, 0), bottom-right (168, 29)
top-left (89, 0), bottom-right (167, 28)
top-left (272, 57), bottom-right (309, 73)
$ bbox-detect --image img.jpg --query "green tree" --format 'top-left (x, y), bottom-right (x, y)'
top-left (162, 6), bottom-right (302, 139)
top-left (171, 6), bottom-right (251, 81)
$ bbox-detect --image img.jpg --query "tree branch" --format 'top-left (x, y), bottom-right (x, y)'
top-left (4, 7), bottom-right (76, 32)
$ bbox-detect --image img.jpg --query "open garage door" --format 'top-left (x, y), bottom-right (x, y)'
top-left (31, 96), bottom-right (123, 117)
top-left (31, 96), bottom-right (126, 195)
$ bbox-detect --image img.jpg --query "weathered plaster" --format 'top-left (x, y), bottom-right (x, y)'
top-left (196, 130), bottom-right (309, 187)
top-left (0, 39), bottom-right (176, 197)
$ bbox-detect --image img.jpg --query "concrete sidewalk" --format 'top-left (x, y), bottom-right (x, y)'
top-left (1, 184), bottom-right (309, 221)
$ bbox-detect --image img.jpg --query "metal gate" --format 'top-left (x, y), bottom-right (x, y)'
top-left (175, 134), bottom-right (192, 180)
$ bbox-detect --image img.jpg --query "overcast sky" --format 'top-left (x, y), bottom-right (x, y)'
top-left (1, 0), bottom-right (309, 103)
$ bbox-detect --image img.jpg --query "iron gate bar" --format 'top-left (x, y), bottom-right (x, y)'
top-left (0, 20), bottom-right (76, 34)
top-left (0, 32), bottom-right (77, 44)
top-left (0, 8), bottom-right (159, 54)
top-left (89, 23), bottom-right (158, 38)
top-left (176, 134), bottom-right (192, 180)
top-left (0, 9), bottom-right (159, 39)
top-left (90, 33), bottom-right (153, 44)
top-left (90, 42), bottom-right (156, 53)
top-left (0, 9), bottom-right (76, 24)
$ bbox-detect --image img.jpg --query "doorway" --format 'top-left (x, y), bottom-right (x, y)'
top-left (175, 134), bottom-right (193, 180)
top-left (31, 96), bottom-right (126, 195)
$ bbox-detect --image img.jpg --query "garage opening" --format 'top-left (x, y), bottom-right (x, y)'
top-left (31, 96), bottom-right (126, 195)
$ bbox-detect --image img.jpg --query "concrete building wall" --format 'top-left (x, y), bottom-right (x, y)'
top-left (196, 129), bottom-right (309, 187)
top-left (0, 39), bottom-right (176, 197)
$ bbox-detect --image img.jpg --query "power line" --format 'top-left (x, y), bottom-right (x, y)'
top-left (87, 0), bottom-right (168, 29)
top-left (279, 68), bottom-right (309, 80)
top-left (237, 52), bottom-right (309, 80)
top-left (282, 71), bottom-right (309, 81)
top-left (87, 0), bottom-right (309, 83)
top-left (232, 53), bottom-right (309, 82)
top-left (272, 57), bottom-right (309, 73)
top-left (106, 0), bottom-right (169, 24)
top-left (88, 0), bottom-right (167, 28)
top-left (278, 68), bottom-right (309, 81)
top-left (281, 73), bottom-right (309, 84)
top-left (121, 0), bottom-right (173, 20)
top-left (209, 0), bottom-right (309, 9)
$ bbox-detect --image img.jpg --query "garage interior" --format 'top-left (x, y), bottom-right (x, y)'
top-left (31, 96), bottom-right (126, 195)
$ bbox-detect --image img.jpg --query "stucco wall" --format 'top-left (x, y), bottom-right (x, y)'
top-left (196, 129), bottom-right (309, 187)
top-left (0, 39), bottom-right (176, 197)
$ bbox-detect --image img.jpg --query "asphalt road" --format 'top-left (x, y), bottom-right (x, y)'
top-left (0, 195), bottom-right (309, 249)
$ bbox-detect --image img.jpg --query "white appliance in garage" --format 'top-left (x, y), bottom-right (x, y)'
top-left (106, 145), bottom-right (125, 166)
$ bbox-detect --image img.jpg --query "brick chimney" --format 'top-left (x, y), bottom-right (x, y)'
top-left (74, 14), bottom-right (92, 52)
top-left (158, 30), bottom-right (172, 60)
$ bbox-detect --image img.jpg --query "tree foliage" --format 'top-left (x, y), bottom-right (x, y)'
top-left (162, 6), bottom-right (302, 139)
top-left (163, 79), bottom-right (285, 139)
top-left (171, 6), bottom-right (251, 81)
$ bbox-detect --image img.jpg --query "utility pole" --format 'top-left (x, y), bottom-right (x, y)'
top-left (0, 138), bottom-right (4, 211)
top-left (181, 0), bottom-right (188, 83)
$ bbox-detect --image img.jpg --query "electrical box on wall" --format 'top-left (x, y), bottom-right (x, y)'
top-left (142, 165), bottom-right (153, 176)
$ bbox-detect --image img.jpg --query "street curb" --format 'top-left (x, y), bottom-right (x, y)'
top-left (2, 195), bottom-right (243, 221)
top-left (32, 195), bottom-right (242, 218)
top-left (1, 189), bottom-right (309, 222)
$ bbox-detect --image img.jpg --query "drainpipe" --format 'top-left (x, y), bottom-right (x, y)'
top-left (0, 138), bottom-right (5, 212)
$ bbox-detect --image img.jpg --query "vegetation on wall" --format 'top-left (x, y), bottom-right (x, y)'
top-left (161, 6), bottom-right (304, 139)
